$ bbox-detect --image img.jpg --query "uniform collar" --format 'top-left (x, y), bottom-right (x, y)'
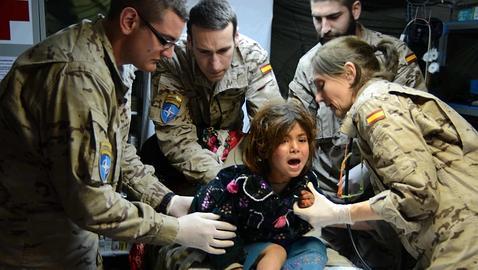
top-left (214, 46), bottom-right (248, 93)
top-left (356, 23), bottom-right (373, 43)
top-left (94, 16), bottom-right (130, 96)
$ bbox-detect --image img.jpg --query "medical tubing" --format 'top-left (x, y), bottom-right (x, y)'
top-left (344, 138), bottom-right (372, 270)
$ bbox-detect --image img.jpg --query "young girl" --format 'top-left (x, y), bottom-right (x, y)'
top-left (190, 99), bottom-right (327, 270)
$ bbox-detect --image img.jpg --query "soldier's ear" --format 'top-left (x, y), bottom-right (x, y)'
top-left (351, 1), bottom-right (361, 21)
top-left (344, 62), bottom-right (356, 85)
top-left (234, 30), bottom-right (239, 44)
top-left (119, 7), bottom-right (139, 35)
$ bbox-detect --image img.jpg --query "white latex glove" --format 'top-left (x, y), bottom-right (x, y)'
top-left (167, 195), bottom-right (193, 217)
top-left (175, 212), bottom-right (237, 255)
top-left (293, 182), bottom-right (353, 228)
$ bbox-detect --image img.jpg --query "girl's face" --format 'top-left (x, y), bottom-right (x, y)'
top-left (267, 123), bottom-right (310, 187)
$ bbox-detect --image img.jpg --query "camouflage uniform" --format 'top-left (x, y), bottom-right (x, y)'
top-left (0, 19), bottom-right (178, 269)
top-left (288, 24), bottom-right (426, 269)
top-left (341, 79), bottom-right (478, 269)
top-left (289, 23), bottom-right (426, 198)
top-left (150, 34), bottom-right (281, 184)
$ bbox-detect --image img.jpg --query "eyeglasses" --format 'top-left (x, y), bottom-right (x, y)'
top-left (138, 14), bottom-right (178, 49)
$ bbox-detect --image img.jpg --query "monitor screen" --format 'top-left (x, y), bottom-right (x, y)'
top-left (431, 22), bottom-right (478, 104)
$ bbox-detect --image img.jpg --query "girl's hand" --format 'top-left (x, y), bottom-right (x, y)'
top-left (298, 189), bottom-right (314, 208)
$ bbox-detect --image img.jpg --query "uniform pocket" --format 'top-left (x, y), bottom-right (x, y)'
top-left (89, 109), bottom-right (115, 185)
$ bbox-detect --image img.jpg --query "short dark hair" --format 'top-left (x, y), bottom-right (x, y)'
top-left (108, 0), bottom-right (188, 22)
top-left (310, 0), bottom-right (358, 11)
top-left (187, 0), bottom-right (237, 38)
top-left (243, 99), bottom-right (317, 177)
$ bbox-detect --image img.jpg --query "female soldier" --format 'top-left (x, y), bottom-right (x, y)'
top-left (294, 35), bottom-right (478, 269)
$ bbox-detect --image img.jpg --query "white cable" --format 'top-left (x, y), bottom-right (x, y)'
top-left (400, 17), bottom-right (432, 83)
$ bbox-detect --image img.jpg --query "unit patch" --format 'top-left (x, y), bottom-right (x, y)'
top-left (260, 63), bottom-right (272, 75)
top-left (99, 141), bottom-right (112, 183)
top-left (405, 53), bottom-right (417, 64)
top-left (366, 109), bottom-right (386, 126)
top-left (161, 94), bottom-right (182, 124)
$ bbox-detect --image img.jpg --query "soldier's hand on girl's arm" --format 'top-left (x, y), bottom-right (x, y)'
top-left (175, 212), bottom-right (237, 255)
top-left (293, 182), bottom-right (353, 228)
top-left (167, 195), bottom-right (194, 217)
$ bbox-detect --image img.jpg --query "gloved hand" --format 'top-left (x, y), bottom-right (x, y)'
top-left (175, 212), bottom-right (237, 255)
top-left (293, 182), bottom-right (353, 228)
top-left (167, 195), bottom-right (193, 217)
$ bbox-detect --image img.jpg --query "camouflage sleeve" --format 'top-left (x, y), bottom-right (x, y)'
top-left (45, 64), bottom-right (178, 245)
top-left (150, 69), bottom-right (222, 184)
top-left (288, 55), bottom-right (318, 115)
top-left (244, 44), bottom-right (283, 117)
top-left (118, 65), bottom-right (175, 212)
top-left (355, 98), bottom-right (439, 234)
top-left (120, 142), bottom-right (175, 211)
top-left (392, 40), bottom-right (427, 91)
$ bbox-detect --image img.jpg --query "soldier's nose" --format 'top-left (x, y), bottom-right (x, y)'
top-left (321, 19), bottom-right (331, 36)
top-left (209, 57), bottom-right (221, 72)
top-left (160, 47), bottom-right (174, 59)
top-left (315, 91), bottom-right (324, 103)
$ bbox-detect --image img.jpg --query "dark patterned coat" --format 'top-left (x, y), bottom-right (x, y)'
top-left (190, 165), bottom-right (320, 269)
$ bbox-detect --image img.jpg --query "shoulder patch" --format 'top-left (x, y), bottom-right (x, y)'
top-left (99, 141), bottom-right (112, 183)
top-left (260, 63), bottom-right (272, 75)
top-left (160, 94), bottom-right (182, 124)
top-left (405, 53), bottom-right (417, 64)
top-left (366, 109), bottom-right (386, 126)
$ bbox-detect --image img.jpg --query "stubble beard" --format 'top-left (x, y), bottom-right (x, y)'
top-left (319, 14), bottom-right (357, 44)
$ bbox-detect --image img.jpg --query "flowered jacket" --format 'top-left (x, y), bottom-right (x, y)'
top-left (190, 165), bottom-right (320, 269)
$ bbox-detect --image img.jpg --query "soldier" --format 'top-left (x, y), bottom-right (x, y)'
top-left (149, 0), bottom-right (282, 193)
top-left (288, 0), bottom-right (426, 268)
top-left (0, 0), bottom-right (237, 269)
top-left (294, 35), bottom-right (478, 270)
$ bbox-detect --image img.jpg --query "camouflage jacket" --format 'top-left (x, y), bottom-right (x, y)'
top-left (0, 19), bottom-right (178, 269)
top-left (341, 79), bottom-right (478, 269)
top-left (150, 34), bottom-right (282, 183)
top-left (288, 23), bottom-right (427, 198)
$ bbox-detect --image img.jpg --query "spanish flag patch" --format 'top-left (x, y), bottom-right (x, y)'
top-left (366, 109), bottom-right (386, 126)
top-left (405, 53), bottom-right (417, 64)
top-left (260, 63), bottom-right (272, 74)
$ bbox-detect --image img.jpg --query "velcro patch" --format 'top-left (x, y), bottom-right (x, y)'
top-left (405, 53), bottom-right (417, 64)
top-left (366, 109), bottom-right (386, 126)
top-left (160, 94), bottom-right (182, 124)
top-left (99, 141), bottom-right (112, 183)
top-left (260, 63), bottom-right (272, 75)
